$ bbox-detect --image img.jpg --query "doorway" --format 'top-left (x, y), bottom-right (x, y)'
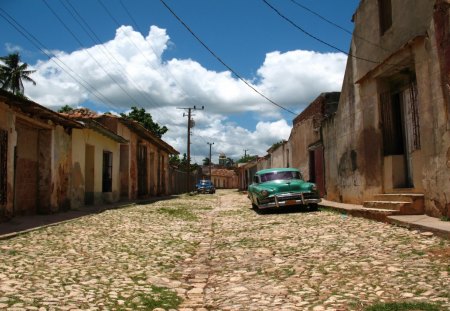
top-left (380, 80), bottom-right (420, 189)
top-left (85, 144), bottom-right (95, 205)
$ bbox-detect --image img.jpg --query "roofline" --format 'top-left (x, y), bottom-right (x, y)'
top-left (0, 90), bottom-right (83, 129)
top-left (78, 119), bottom-right (128, 143)
top-left (117, 117), bottom-right (179, 154)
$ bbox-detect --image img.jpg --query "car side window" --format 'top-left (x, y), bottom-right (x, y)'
top-left (253, 175), bottom-right (259, 184)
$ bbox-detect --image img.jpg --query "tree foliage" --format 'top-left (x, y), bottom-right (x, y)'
top-left (202, 157), bottom-right (211, 166)
top-left (170, 153), bottom-right (199, 172)
top-left (58, 105), bottom-right (74, 113)
top-left (236, 154), bottom-right (257, 164)
top-left (120, 106), bottom-right (168, 138)
top-left (0, 53), bottom-right (36, 96)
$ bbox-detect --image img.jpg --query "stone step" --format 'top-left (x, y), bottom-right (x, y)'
top-left (373, 193), bottom-right (424, 203)
top-left (363, 200), bottom-right (411, 211)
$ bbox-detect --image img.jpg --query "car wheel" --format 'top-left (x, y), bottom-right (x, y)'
top-left (309, 203), bottom-right (318, 211)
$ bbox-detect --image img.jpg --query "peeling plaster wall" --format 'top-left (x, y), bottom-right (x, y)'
top-left (324, 0), bottom-right (450, 216)
top-left (0, 103), bottom-right (16, 219)
top-left (70, 128), bottom-right (121, 208)
top-left (420, 1), bottom-right (450, 217)
top-left (289, 118), bottom-right (320, 181)
top-left (323, 53), bottom-right (365, 203)
top-left (51, 125), bottom-right (72, 212)
top-left (270, 144), bottom-right (288, 168)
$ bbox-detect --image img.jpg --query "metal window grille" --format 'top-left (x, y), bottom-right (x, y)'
top-left (102, 151), bottom-right (113, 193)
top-left (408, 81), bottom-right (421, 151)
top-left (380, 91), bottom-right (404, 155)
top-left (0, 129), bottom-right (7, 204)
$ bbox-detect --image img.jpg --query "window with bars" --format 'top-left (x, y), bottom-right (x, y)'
top-left (378, 0), bottom-right (392, 35)
top-left (102, 151), bottom-right (113, 193)
top-left (0, 129), bottom-right (7, 204)
top-left (380, 80), bottom-right (421, 156)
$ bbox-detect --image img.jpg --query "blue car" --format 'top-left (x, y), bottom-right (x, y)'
top-left (196, 180), bottom-right (216, 194)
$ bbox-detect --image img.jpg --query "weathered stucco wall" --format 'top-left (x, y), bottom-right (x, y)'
top-left (289, 118), bottom-right (320, 181)
top-left (71, 128), bottom-right (121, 208)
top-left (0, 103), bottom-right (16, 219)
top-left (323, 0), bottom-right (450, 217)
top-left (419, 1), bottom-right (450, 217)
top-left (51, 125), bottom-right (72, 212)
top-left (322, 53), bottom-right (365, 203)
top-left (270, 144), bottom-right (288, 168)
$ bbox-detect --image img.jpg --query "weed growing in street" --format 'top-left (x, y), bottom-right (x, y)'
top-left (157, 206), bottom-right (198, 221)
top-left (365, 301), bottom-right (441, 311)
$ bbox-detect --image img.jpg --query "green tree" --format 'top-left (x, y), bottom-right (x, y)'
top-left (237, 154), bottom-right (257, 163)
top-left (169, 154), bottom-right (181, 167)
top-left (58, 105), bottom-right (74, 113)
top-left (203, 157), bottom-right (210, 166)
top-left (120, 106), bottom-right (168, 138)
top-left (0, 52), bottom-right (36, 96)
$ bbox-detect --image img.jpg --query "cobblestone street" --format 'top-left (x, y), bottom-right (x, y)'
top-left (1, 190), bottom-right (449, 310)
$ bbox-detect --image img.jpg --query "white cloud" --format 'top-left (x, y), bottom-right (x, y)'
top-left (22, 25), bottom-right (345, 160)
top-left (5, 43), bottom-right (23, 53)
top-left (149, 107), bottom-right (291, 162)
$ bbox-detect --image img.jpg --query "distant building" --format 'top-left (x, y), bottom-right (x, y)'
top-left (211, 168), bottom-right (238, 189)
top-left (218, 153), bottom-right (227, 166)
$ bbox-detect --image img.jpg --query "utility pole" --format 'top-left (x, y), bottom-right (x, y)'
top-left (178, 105), bottom-right (204, 193)
top-left (207, 142), bottom-right (214, 180)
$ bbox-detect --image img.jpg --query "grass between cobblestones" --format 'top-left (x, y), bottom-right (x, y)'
top-left (365, 301), bottom-right (441, 311)
top-left (0, 193), bottom-right (220, 309)
top-left (1, 190), bottom-right (449, 310)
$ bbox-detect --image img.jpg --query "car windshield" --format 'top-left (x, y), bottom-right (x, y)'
top-left (259, 171), bottom-right (302, 182)
top-left (198, 180), bottom-right (212, 185)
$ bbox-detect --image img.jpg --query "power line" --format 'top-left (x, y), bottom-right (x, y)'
top-left (159, 0), bottom-right (297, 116)
top-left (262, 0), bottom-right (382, 65)
top-left (0, 7), bottom-right (120, 108)
top-left (287, 0), bottom-right (389, 52)
top-left (42, 0), bottom-right (142, 108)
top-left (118, 0), bottom-right (199, 109)
top-left (59, 0), bottom-right (162, 112)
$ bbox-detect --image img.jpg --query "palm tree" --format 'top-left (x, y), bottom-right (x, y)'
top-left (0, 52), bottom-right (36, 96)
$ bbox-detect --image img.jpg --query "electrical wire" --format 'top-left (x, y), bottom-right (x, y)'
top-left (287, 0), bottom-right (389, 52)
top-left (159, 0), bottom-right (297, 116)
top-left (118, 0), bottom-right (199, 109)
top-left (0, 7), bottom-right (120, 109)
top-left (42, 0), bottom-right (143, 109)
top-left (262, 0), bottom-right (382, 65)
top-left (59, 0), bottom-right (162, 113)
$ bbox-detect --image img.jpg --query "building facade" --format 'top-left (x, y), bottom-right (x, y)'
top-left (288, 92), bottom-right (340, 197)
top-left (0, 90), bottom-right (82, 220)
top-left (322, 0), bottom-right (450, 217)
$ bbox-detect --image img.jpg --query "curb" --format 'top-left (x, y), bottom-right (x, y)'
top-left (0, 202), bottom-right (137, 241)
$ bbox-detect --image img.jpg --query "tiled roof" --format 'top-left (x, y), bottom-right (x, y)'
top-left (211, 169), bottom-right (237, 177)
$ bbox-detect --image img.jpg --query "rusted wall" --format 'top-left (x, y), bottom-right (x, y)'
top-left (0, 103), bottom-right (15, 219)
top-left (323, 0), bottom-right (450, 217)
top-left (37, 129), bottom-right (52, 213)
top-left (51, 125), bottom-right (72, 212)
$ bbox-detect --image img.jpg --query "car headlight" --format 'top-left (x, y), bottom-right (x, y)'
top-left (261, 190), bottom-right (269, 197)
top-left (311, 185), bottom-right (317, 191)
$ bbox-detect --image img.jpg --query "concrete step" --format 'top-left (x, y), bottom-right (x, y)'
top-left (363, 193), bottom-right (425, 215)
top-left (363, 200), bottom-right (410, 211)
top-left (373, 193), bottom-right (424, 203)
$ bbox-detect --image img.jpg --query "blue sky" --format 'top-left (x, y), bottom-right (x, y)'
top-left (0, 0), bottom-right (359, 163)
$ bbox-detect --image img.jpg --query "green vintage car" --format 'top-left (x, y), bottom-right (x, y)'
top-left (248, 168), bottom-right (321, 210)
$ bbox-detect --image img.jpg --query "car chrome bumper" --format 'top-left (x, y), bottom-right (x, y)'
top-left (258, 195), bottom-right (321, 209)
